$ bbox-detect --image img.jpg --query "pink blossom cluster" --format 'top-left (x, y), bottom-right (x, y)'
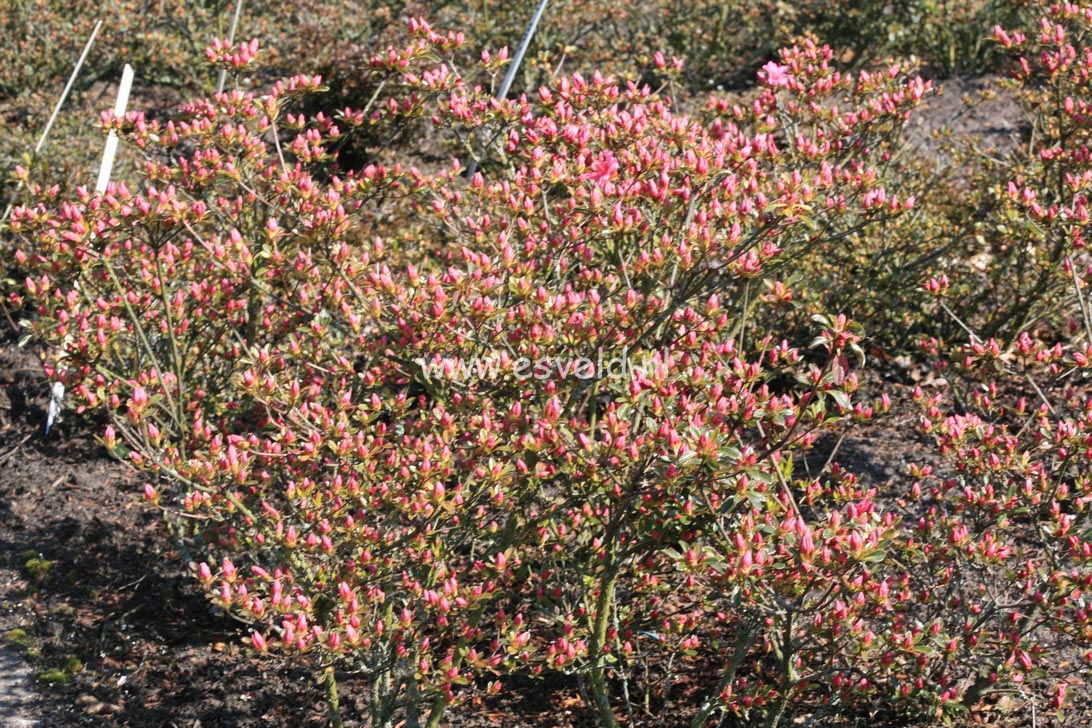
top-left (17, 7), bottom-right (1092, 726)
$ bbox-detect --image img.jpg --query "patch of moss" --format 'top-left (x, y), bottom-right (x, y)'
top-left (37, 656), bottom-right (83, 685)
top-left (37, 668), bottom-right (69, 685)
top-left (51, 603), bottom-right (75, 616)
top-left (4, 628), bottom-right (32, 648)
top-left (23, 556), bottom-right (53, 581)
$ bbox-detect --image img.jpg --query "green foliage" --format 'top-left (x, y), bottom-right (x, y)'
top-left (920, 4), bottom-right (1092, 346)
top-left (4, 628), bottom-right (33, 648)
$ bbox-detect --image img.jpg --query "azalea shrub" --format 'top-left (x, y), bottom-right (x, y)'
top-left (904, 328), bottom-right (1092, 723)
top-left (437, 0), bottom-right (1024, 94)
top-left (14, 2), bottom-right (1092, 727)
top-left (6, 16), bottom-right (951, 727)
top-left (922, 2), bottom-right (1092, 347)
top-left (786, 0), bottom-right (1092, 354)
top-left (0, 0), bottom-right (1035, 249)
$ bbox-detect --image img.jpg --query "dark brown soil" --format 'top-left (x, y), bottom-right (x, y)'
top-left (0, 330), bottom-right (324, 726)
top-left (905, 75), bottom-right (1028, 162)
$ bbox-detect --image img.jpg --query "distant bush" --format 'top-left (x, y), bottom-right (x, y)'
top-left (0, 0), bottom-right (1031, 228)
top-left (924, 3), bottom-right (1092, 346)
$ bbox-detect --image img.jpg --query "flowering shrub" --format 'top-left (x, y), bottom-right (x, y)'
top-left (925, 2), bottom-right (1092, 346)
top-left (693, 45), bottom-right (934, 353)
top-left (903, 329), bottom-right (1092, 722)
top-left (435, 0), bottom-right (1022, 94)
top-left (0, 0), bottom-right (1031, 239)
top-left (18, 1), bottom-right (1092, 726)
top-left (4, 16), bottom-right (956, 725)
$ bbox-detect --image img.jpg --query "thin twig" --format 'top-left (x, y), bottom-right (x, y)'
top-left (938, 300), bottom-right (982, 343)
top-left (0, 432), bottom-right (35, 467)
top-left (817, 428), bottom-right (849, 477)
top-left (1023, 371), bottom-right (1058, 418)
top-left (938, 301), bottom-right (1058, 416)
top-left (270, 114), bottom-right (287, 176)
top-left (1066, 255), bottom-right (1092, 346)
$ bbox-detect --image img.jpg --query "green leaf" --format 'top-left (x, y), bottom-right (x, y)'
top-left (828, 389), bottom-right (852, 411)
top-left (863, 549), bottom-right (888, 563)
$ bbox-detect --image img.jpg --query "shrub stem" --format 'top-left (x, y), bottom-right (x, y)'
top-left (763, 613), bottom-right (795, 728)
top-left (324, 664), bottom-right (344, 728)
top-left (587, 539), bottom-right (622, 728)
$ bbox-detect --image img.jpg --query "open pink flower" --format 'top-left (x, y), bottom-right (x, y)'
top-left (761, 61), bottom-right (791, 88)
top-left (587, 152), bottom-right (619, 184)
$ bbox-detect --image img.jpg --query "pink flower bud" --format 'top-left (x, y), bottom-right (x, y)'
top-left (130, 386), bottom-right (148, 412)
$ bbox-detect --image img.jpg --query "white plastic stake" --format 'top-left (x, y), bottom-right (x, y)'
top-left (95, 63), bottom-right (134, 194)
top-left (45, 382), bottom-right (65, 437)
top-left (1, 19), bottom-right (102, 225)
top-left (217, 0), bottom-right (246, 94)
top-left (49, 63), bottom-right (135, 437)
top-left (39, 20), bottom-right (104, 157)
top-left (466, 0), bottom-right (550, 177)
